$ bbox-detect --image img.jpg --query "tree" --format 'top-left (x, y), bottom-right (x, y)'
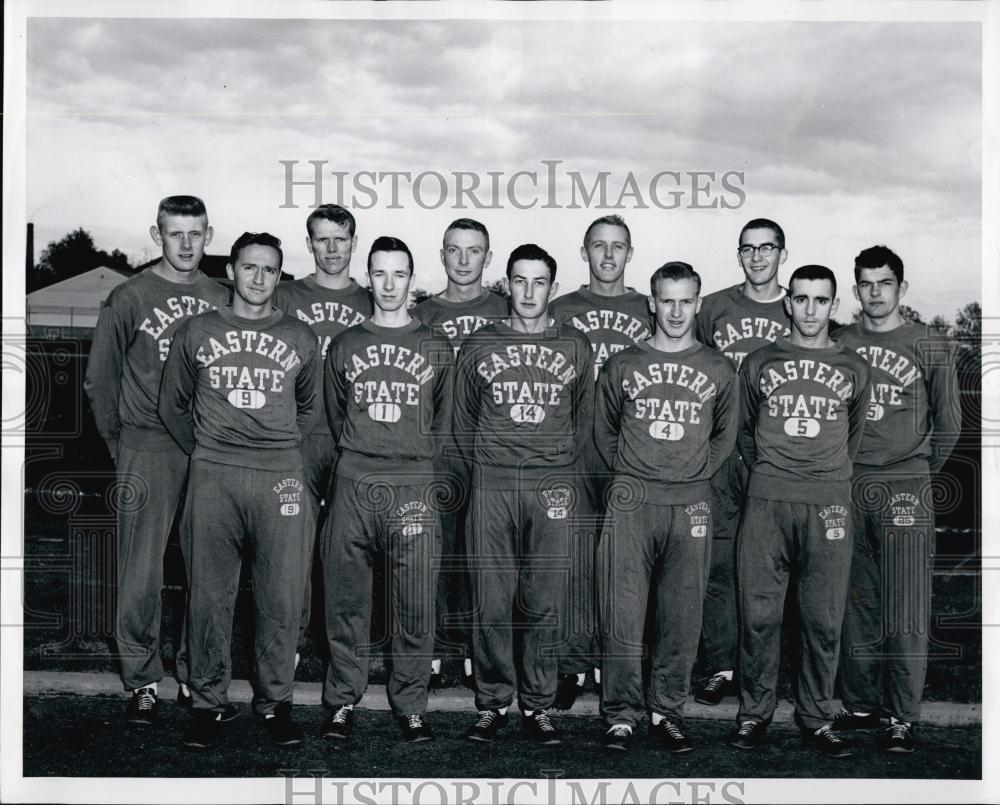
top-left (484, 278), bottom-right (510, 299)
top-left (30, 228), bottom-right (132, 291)
top-left (953, 301), bottom-right (981, 358)
top-left (409, 286), bottom-right (433, 307)
top-left (929, 315), bottom-right (951, 336)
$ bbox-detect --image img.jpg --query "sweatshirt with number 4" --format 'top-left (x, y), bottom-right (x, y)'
top-left (595, 341), bottom-right (739, 504)
top-left (738, 339), bottom-right (872, 503)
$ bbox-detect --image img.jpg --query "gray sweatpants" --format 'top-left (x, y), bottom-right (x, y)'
top-left (114, 442), bottom-right (189, 691)
top-left (467, 482), bottom-right (575, 713)
top-left (321, 474), bottom-right (440, 717)
top-left (737, 495), bottom-right (853, 730)
top-left (182, 458), bottom-right (310, 715)
top-left (599, 492), bottom-right (712, 727)
top-left (700, 452), bottom-right (747, 674)
top-left (839, 473), bottom-right (935, 723)
top-left (297, 431), bottom-right (339, 652)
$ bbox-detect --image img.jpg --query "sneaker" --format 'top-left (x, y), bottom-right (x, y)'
top-left (176, 686), bottom-right (239, 722)
top-left (832, 708), bottom-right (879, 731)
top-left (728, 719), bottom-right (768, 750)
top-left (322, 705), bottom-right (354, 740)
top-left (603, 724), bottom-right (632, 751)
top-left (398, 713), bottom-right (435, 743)
top-left (879, 718), bottom-right (917, 754)
top-left (802, 724), bottom-right (853, 758)
top-left (650, 719), bottom-right (693, 753)
top-left (125, 687), bottom-right (158, 725)
top-left (554, 674), bottom-right (583, 711)
top-left (695, 672), bottom-right (735, 706)
top-left (263, 702), bottom-right (303, 746)
top-left (184, 710), bottom-right (221, 748)
top-left (466, 709), bottom-right (508, 743)
top-left (521, 710), bottom-right (562, 746)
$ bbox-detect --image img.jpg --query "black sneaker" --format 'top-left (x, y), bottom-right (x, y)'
top-left (521, 710), bottom-right (562, 746)
top-left (554, 674), bottom-right (583, 711)
top-left (184, 710), bottom-right (221, 748)
top-left (802, 724), bottom-right (853, 758)
top-left (322, 705), bottom-right (354, 740)
top-left (832, 708), bottom-right (880, 731)
top-left (879, 719), bottom-right (917, 754)
top-left (650, 719), bottom-right (694, 753)
top-left (263, 702), bottom-right (303, 746)
top-left (603, 724), bottom-right (632, 751)
top-left (695, 672), bottom-right (735, 706)
top-left (176, 686), bottom-right (239, 722)
top-left (466, 709), bottom-right (508, 743)
top-left (398, 713), bottom-right (435, 743)
top-left (728, 719), bottom-right (768, 750)
top-left (125, 687), bottom-right (158, 725)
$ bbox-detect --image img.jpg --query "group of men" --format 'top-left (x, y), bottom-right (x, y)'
top-left (84, 196), bottom-right (960, 757)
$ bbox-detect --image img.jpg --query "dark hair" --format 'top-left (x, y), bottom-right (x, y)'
top-left (229, 231), bottom-right (283, 269)
top-left (367, 235), bottom-right (414, 276)
top-left (156, 195), bottom-right (207, 226)
top-left (506, 243), bottom-right (557, 282)
top-left (307, 204), bottom-right (356, 238)
top-left (854, 244), bottom-right (904, 284)
top-left (650, 261), bottom-right (701, 296)
top-left (444, 218), bottom-right (490, 251)
top-left (788, 264), bottom-right (836, 297)
top-left (739, 217), bottom-right (785, 250)
top-left (584, 214), bottom-right (631, 249)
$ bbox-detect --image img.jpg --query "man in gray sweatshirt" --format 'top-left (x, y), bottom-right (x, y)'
top-left (84, 195), bottom-right (229, 724)
top-left (159, 232), bottom-right (319, 749)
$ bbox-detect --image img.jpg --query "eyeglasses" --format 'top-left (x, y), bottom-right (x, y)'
top-left (738, 243), bottom-right (780, 258)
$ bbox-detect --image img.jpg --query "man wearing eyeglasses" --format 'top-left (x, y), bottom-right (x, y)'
top-left (693, 219), bottom-right (791, 707)
top-left (159, 232), bottom-right (320, 749)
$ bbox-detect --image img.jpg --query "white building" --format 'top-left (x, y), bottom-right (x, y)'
top-left (26, 266), bottom-right (132, 337)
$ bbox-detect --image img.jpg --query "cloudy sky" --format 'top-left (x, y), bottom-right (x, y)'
top-left (23, 13), bottom-right (982, 320)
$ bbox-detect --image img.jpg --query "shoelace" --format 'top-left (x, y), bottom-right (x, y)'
top-left (475, 711), bottom-right (499, 729)
top-left (608, 725), bottom-right (631, 738)
top-left (405, 714), bottom-right (424, 730)
top-left (737, 720), bottom-right (758, 736)
top-left (661, 720), bottom-right (685, 741)
top-left (816, 725), bottom-right (844, 744)
top-left (332, 706), bottom-right (351, 725)
top-left (703, 674), bottom-right (726, 694)
top-left (532, 711), bottom-right (556, 732)
top-left (888, 721), bottom-right (910, 740)
top-left (135, 689), bottom-right (155, 712)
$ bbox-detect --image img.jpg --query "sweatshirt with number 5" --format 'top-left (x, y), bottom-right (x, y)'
top-left (738, 338), bottom-right (872, 503)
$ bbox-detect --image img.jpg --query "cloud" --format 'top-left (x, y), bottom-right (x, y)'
top-left (23, 16), bottom-right (982, 319)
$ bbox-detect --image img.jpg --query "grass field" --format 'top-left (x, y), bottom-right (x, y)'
top-left (21, 696), bottom-right (981, 780)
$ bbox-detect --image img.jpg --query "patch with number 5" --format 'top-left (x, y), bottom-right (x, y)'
top-left (784, 417), bottom-right (819, 438)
